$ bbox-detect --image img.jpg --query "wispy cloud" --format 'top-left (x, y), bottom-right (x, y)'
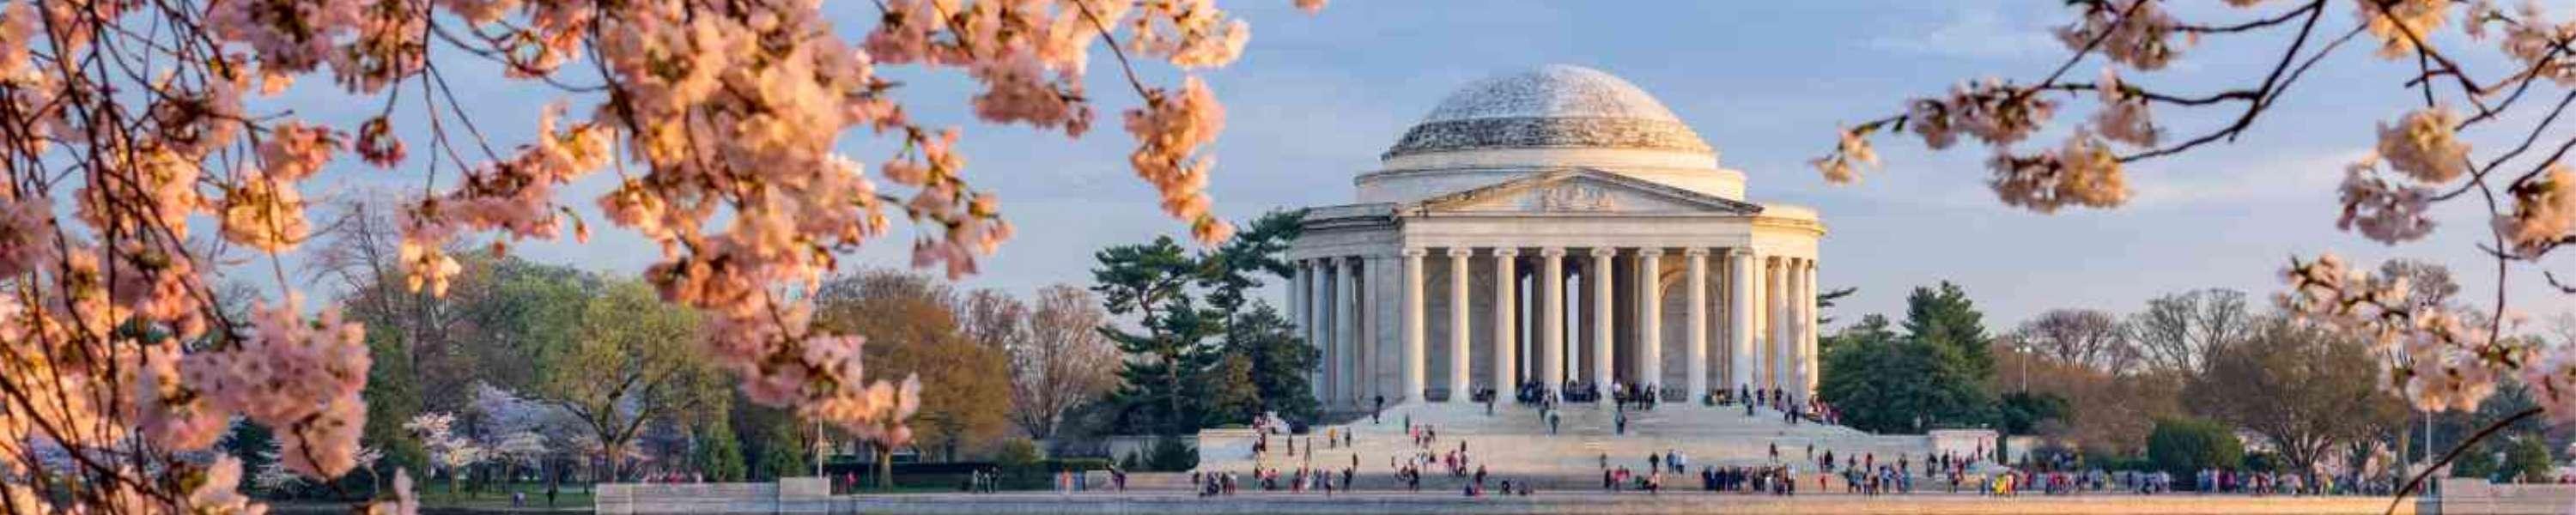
top-left (1864, 8), bottom-right (2058, 60)
top-left (2123, 148), bottom-right (2367, 209)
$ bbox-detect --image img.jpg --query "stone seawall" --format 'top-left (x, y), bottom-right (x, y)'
top-left (834, 492), bottom-right (2424, 514)
top-left (592, 477), bottom-right (825, 514)
top-left (586, 479), bottom-right (2576, 514)
top-left (2437, 478), bottom-right (2576, 514)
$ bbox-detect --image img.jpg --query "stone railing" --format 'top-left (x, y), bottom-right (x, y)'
top-left (2438, 477), bottom-right (2576, 514)
top-left (594, 477), bottom-right (827, 514)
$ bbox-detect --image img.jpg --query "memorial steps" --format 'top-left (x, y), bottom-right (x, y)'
top-left (1193, 401), bottom-right (1985, 491)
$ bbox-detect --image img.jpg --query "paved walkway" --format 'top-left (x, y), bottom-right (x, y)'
top-left (827, 491), bottom-right (2428, 514)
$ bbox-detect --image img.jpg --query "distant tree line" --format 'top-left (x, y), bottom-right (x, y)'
top-left (1819, 259), bottom-right (2561, 485)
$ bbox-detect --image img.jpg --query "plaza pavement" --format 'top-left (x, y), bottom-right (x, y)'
top-left (823, 490), bottom-right (2429, 514)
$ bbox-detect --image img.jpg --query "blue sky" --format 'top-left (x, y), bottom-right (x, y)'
top-left (278, 0), bottom-right (2576, 332)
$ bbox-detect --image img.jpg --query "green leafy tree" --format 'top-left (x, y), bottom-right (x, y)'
top-left (1997, 391), bottom-right (2073, 436)
top-left (358, 331), bottom-right (428, 488)
top-left (2148, 417), bottom-right (2245, 482)
top-left (1902, 282), bottom-right (1994, 380)
top-left (1820, 313), bottom-right (1897, 363)
top-left (2187, 318), bottom-right (2406, 481)
top-left (528, 279), bottom-right (726, 479)
top-left (1092, 209), bottom-right (1313, 433)
top-left (1819, 285), bottom-right (1999, 434)
top-left (737, 402), bottom-right (811, 482)
top-left (695, 420), bottom-right (747, 482)
top-left (1095, 236), bottom-right (1224, 435)
top-left (1815, 287), bottom-right (1857, 326)
top-left (2500, 437), bottom-right (2555, 483)
top-left (2451, 444), bottom-right (2500, 481)
top-left (218, 420), bottom-right (280, 494)
top-left (1224, 303), bottom-right (1320, 423)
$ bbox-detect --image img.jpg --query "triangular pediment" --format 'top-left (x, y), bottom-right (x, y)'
top-left (1413, 168), bottom-right (1763, 215)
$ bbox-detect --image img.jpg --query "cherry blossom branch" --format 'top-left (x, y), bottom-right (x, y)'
top-left (2382, 407), bottom-right (2543, 515)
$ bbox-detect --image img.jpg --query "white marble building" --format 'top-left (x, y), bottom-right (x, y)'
top-left (1285, 64), bottom-right (1825, 409)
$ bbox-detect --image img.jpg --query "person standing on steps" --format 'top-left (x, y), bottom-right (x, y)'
top-left (1548, 411), bottom-right (1560, 434)
top-left (1373, 395), bottom-right (1385, 424)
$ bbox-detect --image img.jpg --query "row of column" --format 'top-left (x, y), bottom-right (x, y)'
top-left (1290, 247), bottom-right (1819, 407)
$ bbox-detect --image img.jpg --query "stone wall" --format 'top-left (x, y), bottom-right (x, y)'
top-left (835, 493), bottom-right (2428, 515)
top-left (592, 477), bottom-right (825, 514)
top-left (2437, 477), bottom-right (2576, 514)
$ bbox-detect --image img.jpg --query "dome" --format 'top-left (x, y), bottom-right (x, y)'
top-left (1382, 64), bottom-right (1714, 160)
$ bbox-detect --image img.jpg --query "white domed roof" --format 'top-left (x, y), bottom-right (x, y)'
top-left (1419, 64), bottom-right (1686, 124)
top-left (1382, 64), bottom-right (1712, 160)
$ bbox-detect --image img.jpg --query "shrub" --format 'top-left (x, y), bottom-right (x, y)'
top-left (996, 439), bottom-right (1042, 471)
top-left (2146, 417), bottom-right (2243, 483)
top-left (1142, 439), bottom-right (1198, 472)
top-left (2502, 437), bottom-right (2556, 483)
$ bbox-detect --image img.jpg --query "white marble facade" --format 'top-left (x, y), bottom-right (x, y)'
top-left (1286, 65), bottom-right (1825, 409)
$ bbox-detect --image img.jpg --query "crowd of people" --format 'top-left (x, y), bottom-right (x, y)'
top-left (1193, 405), bottom-right (2402, 500)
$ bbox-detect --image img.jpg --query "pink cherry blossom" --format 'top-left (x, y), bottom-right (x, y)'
top-left (2092, 69), bottom-right (2160, 148)
top-left (0, 1), bottom-right (33, 79)
top-left (1986, 131), bottom-right (2130, 213)
top-left (2056, 0), bottom-right (2184, 71)
top-left (2496, 163), bottom-right (2576, 256)
top-left (2375, 107), bottom-right (2470, 184)
top-left (2357, 0), bottom-right (2455, 59)
top-left (187, 456), bottom-right (264, 514)
top-left (0, 1), bottom-right (1309, 509)
top-left (2338, 156), bottom-right (2439, 244)
top-left (1812, 124), bottom-right (1878, 184)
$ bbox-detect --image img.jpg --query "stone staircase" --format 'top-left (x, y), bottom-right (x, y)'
top-left (1196, 402), bottom-right (1994, 491)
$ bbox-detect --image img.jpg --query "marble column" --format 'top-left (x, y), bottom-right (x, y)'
top-left (1768, 258), bottom-right (1789, 391)
top-left (1728, 249), bottom-right (1756, 392)
top-left (1337, 257), bottom-right (1361, 406)
top-left (1636, 249), bottom-right (1663, 399)
top-left (1539, 248), bottom-right (1565, 397)
top-left (1783, 258), bottom-right (1804, 399)
top-left (1589, 248), bottom-right (1615, 393)
top-left (1309, 261), bottom-right (1333, 403)
top-left (1802, 260), bottom-right (1820, 394)
top-left (1446, 248), bottom-right (1473, 401)
top-left (1401, 249), bottom-right (1427, 403)
top-left (1491, 249), bottom-right (1519, 396)
top-left (1685, 248), bottom-right (1709, 403)
top-left (1293, 261), bottom-right (1315, 403)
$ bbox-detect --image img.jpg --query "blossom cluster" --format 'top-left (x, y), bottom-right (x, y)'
top-left (2359, 0), bottom-right (2456, 58)
top-left (1820, 0), bottom-right (2576, 438)
top-left (2280, 254), bottom-right (2512, 414)
top-left (1986, 131), bottom-right (2131, 213)
top-left (2055, 0), bottom-right (2184, 71)
top-left (0, 0), bottom-right (1315, 511)
top-left (2337, 156), bottom-right (2439, 244)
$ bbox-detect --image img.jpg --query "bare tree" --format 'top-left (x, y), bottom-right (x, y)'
top-left (2014, 309), bottom-right (2137, 374)
top-left (2375, 259), bottom-right (2459, 312)
top-left (2549, 313), bottom-right (2576, 348)
top-left (306, 195), bottom-right (488, 411)
top-left (1007, 285), bottom-right (1119, 442)
top-left (2128, 288), bottom-right (2255, 376)
top-left (957, 288), bottom-right (1032, 354)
